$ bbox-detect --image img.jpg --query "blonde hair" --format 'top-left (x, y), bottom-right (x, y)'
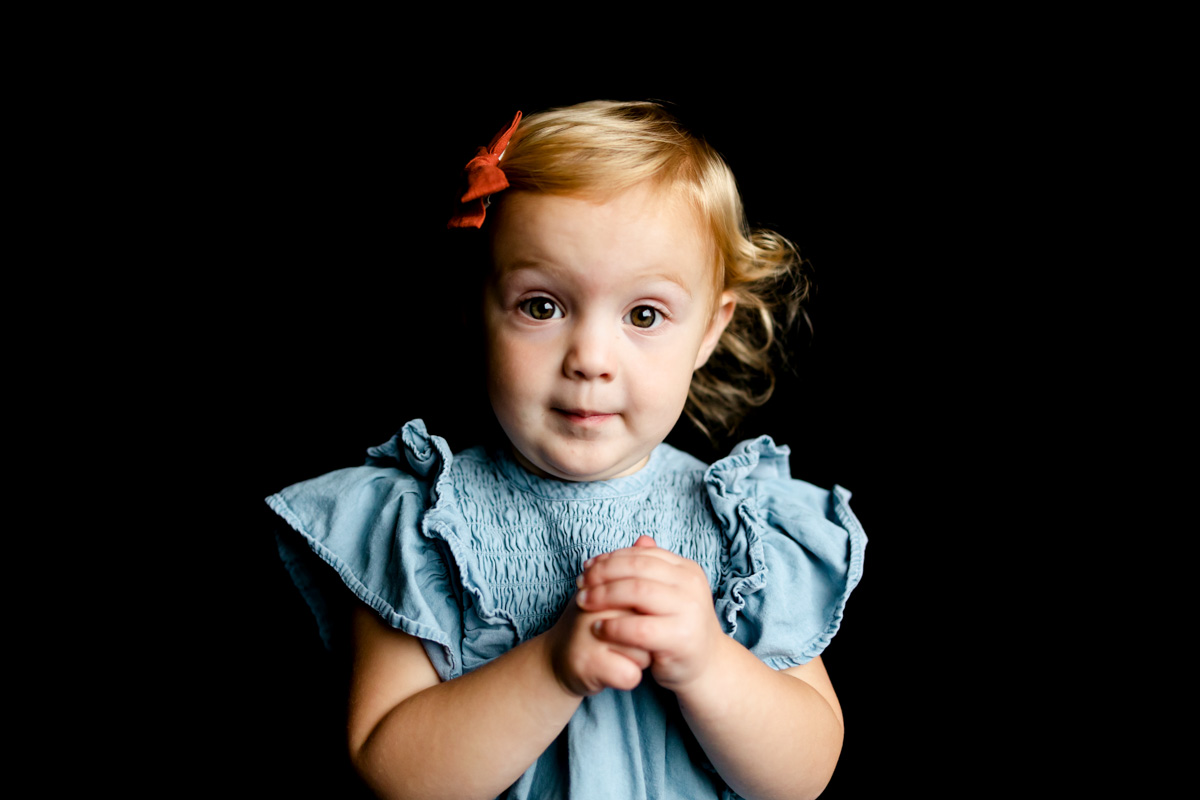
top-left (494, 100), bottom-right (810, 440)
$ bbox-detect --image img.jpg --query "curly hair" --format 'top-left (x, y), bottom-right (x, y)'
top-left (490, 100), bottom-right (811, 440)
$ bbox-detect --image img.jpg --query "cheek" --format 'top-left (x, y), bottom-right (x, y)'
top-left (486, 331), bottom-right (541, 410)
top-left (633, 344), bottom-right (698, 415)
top-left (486, 341), bottom-right (516, 398)
top-left (668, 365), bottom-right (697, 412)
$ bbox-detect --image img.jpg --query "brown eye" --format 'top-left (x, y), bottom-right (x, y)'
top-left (627, 305), bottom-right (662, 329)
top-left (522, 298), bottom-right (561, 320)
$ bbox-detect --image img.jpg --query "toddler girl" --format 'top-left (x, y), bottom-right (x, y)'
top-left (267, 100), bottom-right (866, 800)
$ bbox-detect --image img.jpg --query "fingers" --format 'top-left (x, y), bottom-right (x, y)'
top-left (588, 645), bottom-right (646, 692)
top-left (582, 610), bottom-right (651, 689)
top-left (566, 640), bottom-right (645, 694)
top-left (586, 608), bottom-right (652, 669)
top-left (569, 545), bottom-right (722, 692)
top-left (585, 545), bottom-right (685, 570)
top-left (591, 613), bottom-right (675, 652)
top-left (577, 550), bottom-right (708, 613)
top-left (580, 551), bottom-right (688, 589)
top-left (552, 604), bottom-right (650, 696)
top-left (577, 576), bottom-right (680, 615)
top-left (593, 610), bottom-right (721, 690)
top-left (606, 641), bottom-right (653, 672)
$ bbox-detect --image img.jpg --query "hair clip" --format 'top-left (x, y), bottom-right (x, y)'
top-left (447, 111), bottom-right (523, 229)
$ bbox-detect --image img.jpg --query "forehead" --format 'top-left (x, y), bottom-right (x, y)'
top-left (489, 185), bottom-right (714, 289)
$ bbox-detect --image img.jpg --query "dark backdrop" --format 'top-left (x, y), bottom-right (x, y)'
top-left (196, 63), bottom-right (1004, 797)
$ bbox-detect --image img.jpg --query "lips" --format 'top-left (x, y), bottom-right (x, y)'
top-left (554, 408), bottom-right (615, 424)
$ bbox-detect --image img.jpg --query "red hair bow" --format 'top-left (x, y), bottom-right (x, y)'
top-left (447, 111), bottom-right (523, 229)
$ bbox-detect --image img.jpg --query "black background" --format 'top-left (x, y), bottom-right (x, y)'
top-left (189, 58), bottom-right (1021, 797)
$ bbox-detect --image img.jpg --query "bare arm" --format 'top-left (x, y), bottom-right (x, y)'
top-left (580, 539), bottom-right (844, 800)
top-left (675, 650), bottom-right (843, 800)
top-left (347, 599), bottom-right (649, 800)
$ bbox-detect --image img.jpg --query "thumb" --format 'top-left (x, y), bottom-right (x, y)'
top-left (632, 535), bottom-right (657, 548)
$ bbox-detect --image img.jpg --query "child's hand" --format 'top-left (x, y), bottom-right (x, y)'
top-left (544, 588), bottom-right (652, 698)
top-left (575, 535), bottom-right (723, 692)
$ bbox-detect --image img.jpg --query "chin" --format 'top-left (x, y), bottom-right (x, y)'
top-left (540, 457), bottom-right (613, 483)
top-left (546, 448), bottom-right (648, 482)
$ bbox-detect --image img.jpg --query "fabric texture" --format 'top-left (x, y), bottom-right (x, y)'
top-left (267, 419), bottom-right (866, 799)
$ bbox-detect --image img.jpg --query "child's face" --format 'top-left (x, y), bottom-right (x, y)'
top-left (485, 184), bottom-right (735, 482)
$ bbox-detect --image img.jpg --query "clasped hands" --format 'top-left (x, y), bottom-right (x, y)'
top-left (547, 534), bottom-right (723, 698)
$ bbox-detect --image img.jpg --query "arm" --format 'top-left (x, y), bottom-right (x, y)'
top-left (347, 598), bottom-right (650, 800)
top-left (578, 540), bottom-right (844, 800)
top-left (675, 649), bottom-right (843, 800)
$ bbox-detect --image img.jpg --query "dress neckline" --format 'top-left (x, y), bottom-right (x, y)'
top-left (493, 444), bottom-right (671, 500)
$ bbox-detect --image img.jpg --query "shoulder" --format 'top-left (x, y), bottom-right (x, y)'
top-left (267, 420), bottom-right (454, 544)
top-left (266, 464), bottom-right (426, 545)
top-left (704, 434), bottom-right (863, 548)
top-left (704, 434), bottom-right (867, 667)
top-left (267, 419), bottom-right (506, 536)
top-left (266, 419), bottom-right (478, 676)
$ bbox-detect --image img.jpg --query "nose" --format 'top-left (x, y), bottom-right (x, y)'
top-left (562, 316), bottom-right (616, 381)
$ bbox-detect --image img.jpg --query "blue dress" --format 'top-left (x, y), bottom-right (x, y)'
top-left (267, 419), bottom-right (866, 799)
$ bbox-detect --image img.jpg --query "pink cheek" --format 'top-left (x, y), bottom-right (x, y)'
top-left (489, 342), bottom-right (546, 401)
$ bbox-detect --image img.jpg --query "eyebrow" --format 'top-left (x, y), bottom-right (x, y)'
top-left (648, 270), bottom-right (694, 295)
top-left (501, 261), bottom-right (695, 297)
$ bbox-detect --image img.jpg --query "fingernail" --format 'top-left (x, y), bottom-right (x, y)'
top-left (584, 557), bottom-right (595, 568)
top-left (576, 589), bottom-right (588, 605)
top-left (576, 574), bottom-right (585, 589)
top-left (592, 621), bottom-right (603, 635)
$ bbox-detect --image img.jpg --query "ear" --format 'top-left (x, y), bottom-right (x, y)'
top-left (693, 291), bottom-right (737, 370)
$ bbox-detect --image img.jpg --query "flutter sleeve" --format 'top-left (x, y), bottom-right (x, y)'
top-left (706, 436), bottom-right (867, 670)
top-left (266, 420), bottom-right (465, 681)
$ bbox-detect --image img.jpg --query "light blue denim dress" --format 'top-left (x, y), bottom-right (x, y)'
top-left (267, 420), bottom-right (866, 799)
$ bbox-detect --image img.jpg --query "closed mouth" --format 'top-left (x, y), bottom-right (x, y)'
top-left (554, 408), bottom-right (615, 422)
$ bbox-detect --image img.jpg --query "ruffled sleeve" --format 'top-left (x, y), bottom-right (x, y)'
top-left (706, 436), bottom-right (866, 669)
top-left (266, 419), bottom-right (465, 681)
